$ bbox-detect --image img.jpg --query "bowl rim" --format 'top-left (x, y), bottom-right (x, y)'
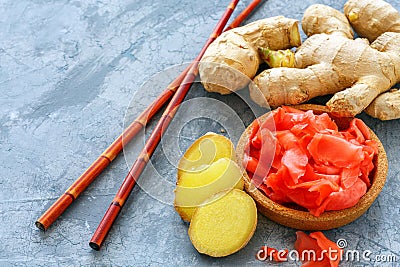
top-left (236, 104), bottom-right (388, 230)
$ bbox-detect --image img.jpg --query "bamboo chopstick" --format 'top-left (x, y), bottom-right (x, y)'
top-left (35, 0), bottom-right (262, 232)
top-left (88, 0), bottom-right (241, 251)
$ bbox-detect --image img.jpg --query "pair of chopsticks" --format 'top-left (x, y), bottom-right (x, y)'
top-left (36, 0), bottom-right (262, 250)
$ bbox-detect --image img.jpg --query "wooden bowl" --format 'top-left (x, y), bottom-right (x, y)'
top-left (236, 104), bottom-right (388, 230)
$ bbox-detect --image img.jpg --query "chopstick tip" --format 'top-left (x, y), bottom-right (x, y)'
top-left (35, 221), bottom-right (46, 231)
top-left (89, 242), bottom-right (100, 251)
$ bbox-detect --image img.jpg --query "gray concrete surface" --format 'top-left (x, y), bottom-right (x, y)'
top-left (1, 0), bottom-right (399, 266)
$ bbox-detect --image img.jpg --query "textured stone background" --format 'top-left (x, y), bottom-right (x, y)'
top-left (1, 0), bottom-right (399, 266)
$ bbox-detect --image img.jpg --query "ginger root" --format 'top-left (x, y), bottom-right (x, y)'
top-left (188, 189), bottom-right (257, 257)
top-left (343, 0), bottom-right (400, 120)
top-left (365, 89), bottom-right (400, 120)
top-left (344, 0), bottom-right (400, 43)
top-left (199, 16), bottom-right (301, 94)
top-left (302, 4), bottom-right (354, 39)
top-left (250, 3), bottom-right (400, 117)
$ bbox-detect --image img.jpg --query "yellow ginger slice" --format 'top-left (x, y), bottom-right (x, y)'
top-left (177, 132), bottom-right (235, 176)
top-left (175, 133), bottom-right (243, 221)
top-left (188, 189), bottom-right (257, 257)
top-left (174, 157), bottom-right (244, 221)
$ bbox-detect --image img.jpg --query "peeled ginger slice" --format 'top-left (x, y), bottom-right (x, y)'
top-left (188, 189), bottom-right (257, 257)
top-left (178, 132), bottom-right (235, 175)
top-left (174, 158), bottom-right (244, 221)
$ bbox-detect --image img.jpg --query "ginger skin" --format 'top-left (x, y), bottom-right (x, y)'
top-left (344, 0), bottom-right (400, 120)
top-left (250, 4), bottom-right (400, 117)
top-left (365, 89), bottom-right (400, 121)
top-left (344, 0), bottom-right (400, 43)
top-left (199, 16), bottom-right (301, 95)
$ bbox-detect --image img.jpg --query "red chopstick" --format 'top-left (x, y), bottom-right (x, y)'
top-left (89, 0), bottom-right (241, 251)
top-left (35, 0), bottom-right (262, 232)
